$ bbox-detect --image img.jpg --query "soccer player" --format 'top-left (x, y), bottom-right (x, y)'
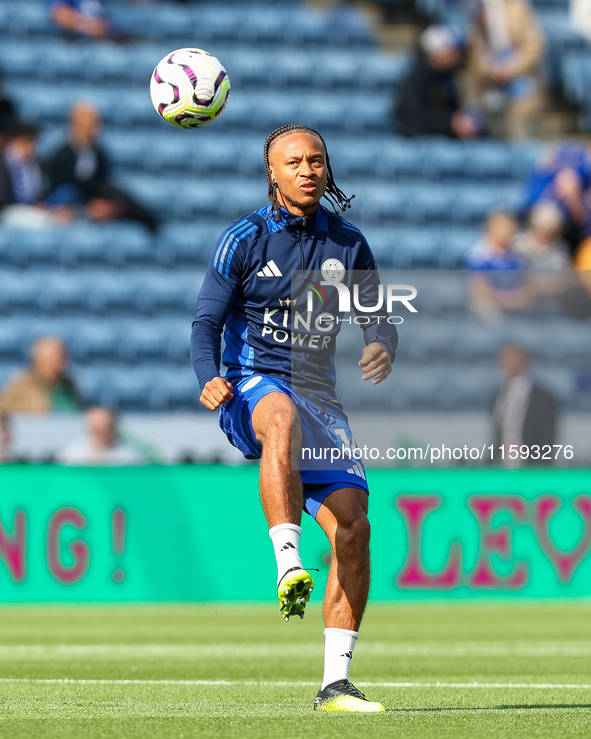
top-left (191, 124), bottom-right (397, 712)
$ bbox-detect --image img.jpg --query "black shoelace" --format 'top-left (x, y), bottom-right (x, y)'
top-left (340, 681), bottom-right (366, 700)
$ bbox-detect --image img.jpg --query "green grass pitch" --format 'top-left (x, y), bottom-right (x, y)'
top-left (1, 603), bottom-right (591, 738)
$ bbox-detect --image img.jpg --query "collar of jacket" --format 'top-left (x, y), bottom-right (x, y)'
top-left (281, 205), bottom-right (330, 231)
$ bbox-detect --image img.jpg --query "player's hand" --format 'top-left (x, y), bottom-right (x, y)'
top-left (200, 377), bottom-right (233, 410)
top-left (359, 343), bottom-right (392, 385)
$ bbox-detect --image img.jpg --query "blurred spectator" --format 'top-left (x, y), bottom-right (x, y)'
top-left (47, 0), bottom-right (111, 39)
top-left (514, 202), bottom-right (571, 270)
top-left (46, 101), bottom-right (158, 232)
top-left (575, 236), bottom-right (591, 270)
top-left (466, 210), bottom-right (532, 322)
top-left (467, 0), bottom-right (545, 139)
top-left (0, 70), bottom-right (16, 139)
top-left (0, 121), bottom-right (64, 227)
top-left (492, 344), bottom-right (557, 466)
top-left (0, 122), bottom-right (43, 211)
top-left (0, 336), bottom-right (83, 415)
top-left (57, 407), bottom-right (147, 465)
top-left (521, 144), bottom-right (591, 255)
top-left (571, 0), bottom-right (591, 45)
top-left (397, 25), bottom-right (481, 138)
top-left (574, 236), bottom-right (591, 298)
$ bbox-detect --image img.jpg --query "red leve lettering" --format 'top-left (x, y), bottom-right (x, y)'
top-left (468, 496), bottom-right (528, 589)
top-left (395, 495), bottom-right (462, 589)
top-left (47, 508), bottom-right (90, 584)
top-left (534, 495), bottom-right (591, 583)
top-left (0, 510), bottom-right (26, 583)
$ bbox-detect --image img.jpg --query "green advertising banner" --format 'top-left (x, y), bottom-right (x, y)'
top-left (1, 466), bottom-right (591, 603)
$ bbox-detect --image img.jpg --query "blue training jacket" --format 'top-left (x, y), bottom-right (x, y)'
top-left (191, 204), bottom-right (398, 404)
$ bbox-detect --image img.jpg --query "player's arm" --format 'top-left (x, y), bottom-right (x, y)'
top-left (353, 239), bottom-right (398, 385)
top-left (191, 226), bottom-right (245, 410)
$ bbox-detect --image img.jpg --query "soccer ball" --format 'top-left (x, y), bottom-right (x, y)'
top-left (150, 48), bottom-right (231, 129)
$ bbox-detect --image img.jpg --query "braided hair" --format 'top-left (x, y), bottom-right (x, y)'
top-left (263, 124), bottom-right (354, 221)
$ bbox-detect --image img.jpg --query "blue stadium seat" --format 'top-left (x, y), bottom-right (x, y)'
top-left (119, 320), bottom-right (172, 362)
top-left (349, 185), bottom-right (407, 222)
top-left (136, 271), bottom-right (204, 314)
top-left (0, 323), bottom-right (28, 361)
top-left (388, 366), bottom-right (447, 410)
top-left (38, 272), bottom-right (90, 313)
top-left (102, 223), bottom-right (155, 267)
top-left (328, 139), bottom-right (383, 176)
top-left (420, 140), bottom-right (467, 179)
top-left (452, 321), bottom-right (507, 359)
top-left (0, 270), bottom-right (47, 311)
top-left (376, 140), bottom-right (424, 177)
top-left (5, 2), bottom-right (53, 38)
top-left (82, 272), bottom-right (140, 314)
top-left (0, 40), bottom-right (38, 76)
top-left (438, 229), bottom-right (481, 267)
top-left (444, 365), bottom-right (499, 408)
top-left (69, 321), bottom-right (121, 362)
top-left (401, 319), bottom-right (456, 360)
top-left (413, 271), bottom-right (470, 313)
top-left (103, 131), bottom-right (147, 169)
top-left (406, 185), bottom-right (454, 222)
top-left (536, 365), bottom-right (576, 405)
top-left (223, 49), bottom-right (269, 86)
top-left (164, 320), bottom-right (193, 363)
top-left (451, 185), bottom-right (520, 223)
top-left (99, 367), bottom-right (157, 410)
top-left (461, 142), bottom-right (515, 180)
top-left (58, 225), bottom-right (112, 267)
top-left (4, 228), bottom-right (62, 266)
top-left (157, 222), bottom-right (225, 265)
top-left (150, 367), bottom-right (199, 410)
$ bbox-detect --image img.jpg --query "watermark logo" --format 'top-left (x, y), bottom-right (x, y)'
top-left (305, 282), bottom-right (418, 314)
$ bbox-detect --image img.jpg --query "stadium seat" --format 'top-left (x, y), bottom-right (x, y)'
top-left (119, 320), bottom-right (172, 362)
top-left (0, 40), bottom-right (38, 76)
top-left (135, 271), bottom-right (203, 314)
top-left (4, 228), bottom-right (63, 267)
top-left (438, 229), bottom-right (481, 267)
top-left (406, 185), bottom-right (454, 222)
top-left (68, 321), bottom-right (121, 362)
top-left (0, 270), bottom-right (47, 311)
top-left (150, 367), bottom-right (199, 410)
top-left (401, 318), bottom-right (456, 360)
top-left (444, 365), bottom-right (499, 408)
top-left (157, 223), bottom-right (224, 266)
top-left (37, 272), bottom-right (90, 313)
top-left (452, 320), bottom-right (507, 359)
top-left (0, 323), bottom-right (29, 361)
top-left (376, 141), bottom-right (424, 177)
top-left (57, 225), bottom-right (113, 267)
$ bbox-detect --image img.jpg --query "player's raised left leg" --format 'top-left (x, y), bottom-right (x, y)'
top-left (313, 487), bottom-right (384, 712)
top-left (252, 391), bottom-right (314, 620)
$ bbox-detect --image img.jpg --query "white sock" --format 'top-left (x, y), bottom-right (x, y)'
top-left (321, 627), bottom-right (358, 689)
top-left (269, 523), bottom-right (303, 584)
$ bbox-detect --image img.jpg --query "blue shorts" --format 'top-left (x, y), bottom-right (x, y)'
top-left (219, 375), bottom-right (369, 518)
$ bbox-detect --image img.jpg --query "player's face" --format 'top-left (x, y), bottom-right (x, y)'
top-left (268, 133), bottom-right (328, 216)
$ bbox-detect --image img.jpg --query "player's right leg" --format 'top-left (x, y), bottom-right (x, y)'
top-left (252, 391), bottom-right (314, 620)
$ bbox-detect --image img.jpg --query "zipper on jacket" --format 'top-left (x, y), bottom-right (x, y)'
top-left (299, 217), bottom-right (307, 271)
